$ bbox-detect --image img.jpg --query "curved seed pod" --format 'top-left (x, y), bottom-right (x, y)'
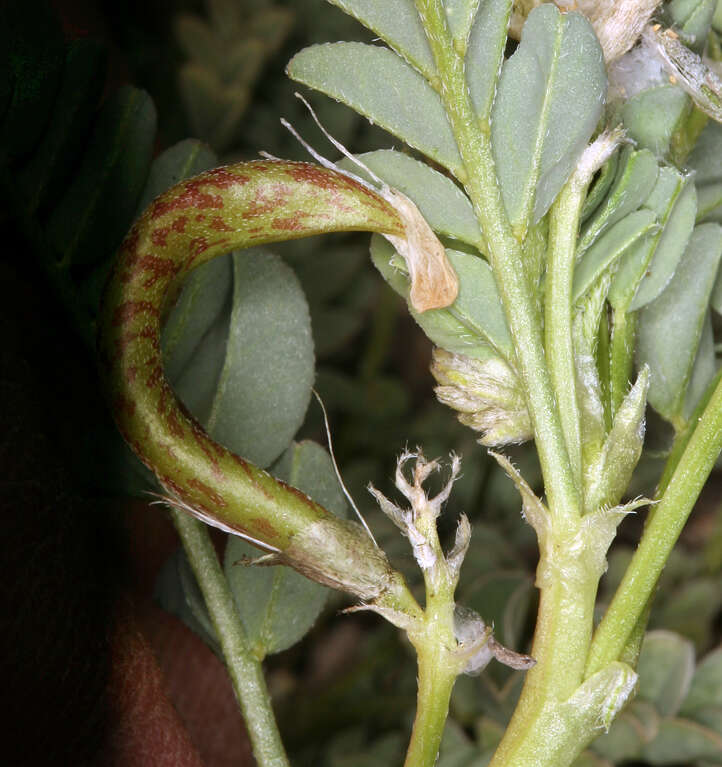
top-left (97, 159), bottom-right (424, 609)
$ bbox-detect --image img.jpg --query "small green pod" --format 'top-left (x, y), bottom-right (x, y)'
top-left (584, 366), bottom-right (650, 512)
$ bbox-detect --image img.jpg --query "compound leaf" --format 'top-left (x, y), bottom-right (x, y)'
top-left (667, 0), bottom-right (717, 50)
top-left (621, 85), bottom-right (690, 158)
top-left (631, 177), bottom-right (697, 309)
top-left (491, 5), bottom-right (606, 234)
top-left (688, 118), bottom-right (722, 186)
top-left (578, 147), bottom-right (659, 257)
top-left (637, 631), bottom-right (696, 717)
top-left (17, 39), bottom-right (107, 213)
top-left (467, 0), bottom-right (512, 121)
top-left (371, 235), bottom-right (510, 359)
top-left (641, 717), bottom-right (722, 763)
top-left (683, 311), bottom-right (716, 420)
top-left (681, 645), bottom-right (722, 714)
top-left (610, 168), bottom-right (697, 311)
top-left (287, 42), bottom-right (463, 177)
top-left (326, 0), bottom-right (436, 78)
top-left (574, 209), bottom-right (658, 302)
top-left (637, 223), bottom-right (722, 422)
top-left (206, 249), bottom-right (314, 468)
top-left (46, 85), bottom-right (157, 266)
top-left (163, 255), bottom-right (233, 385)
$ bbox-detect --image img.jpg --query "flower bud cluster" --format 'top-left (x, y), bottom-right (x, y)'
top-left (431, 348), bottom-right (532, 447)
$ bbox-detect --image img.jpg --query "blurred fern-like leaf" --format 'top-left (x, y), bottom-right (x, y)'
top-left (174, 0), bottom-right (295, 152)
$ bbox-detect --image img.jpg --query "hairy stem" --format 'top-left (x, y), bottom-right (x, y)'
top-left (413, 4), bottom-right (604, 766)
top-left (546, 177), bottom-right (588, 490)
top-left (171, 511), bottom-right (289, 767)
top-left (489, 544), bottom-right (599, 767)
top-left (414, 0), bottom-right (579, 525)
top-left (404, 644), bottom-right (458, 767)
top-left (586, 372), bottom-right (722, 676)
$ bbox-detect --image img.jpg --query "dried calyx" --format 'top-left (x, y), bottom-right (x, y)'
top-left (368, 450), bottom-right (464, 573)
top-left (512, 2), bottom-right (661, 63)
top-left (453, 605), bottom-right (535, 674)
top-left (639, 23), bottom-right (722, 122)
top-left (364, 450), bottom-right (535, 672)
top-left (277, 93), bottom-right (458, 313)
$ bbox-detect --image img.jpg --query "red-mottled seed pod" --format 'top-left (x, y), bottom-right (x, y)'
top-left (97, 160), bottom-right (432, 609)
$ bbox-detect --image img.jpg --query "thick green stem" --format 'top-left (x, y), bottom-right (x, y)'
top-left (586, 372), bottom-right (722, 676)
top-left (171, 511), bottom-right (290, 767)
top-left (489, 542), bottom-right (599, 767)
top-left (546, 179), bottom-right (588, 490)
top-left (411, 7), bottom-right (612, 767)
top-left (490, 659), bottom-right (637, 767)
top-left (404, 643), bottom-right (458, 767)
top-left (414, 0), bottom-right (579, 525)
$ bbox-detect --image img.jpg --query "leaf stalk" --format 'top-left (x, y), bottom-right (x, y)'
top-left (586, 371), bottom-right (722, 676)
top-left (171, 510), bottom-right (290, 767)
top-left (546, 177), bottom-right (588, 490)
